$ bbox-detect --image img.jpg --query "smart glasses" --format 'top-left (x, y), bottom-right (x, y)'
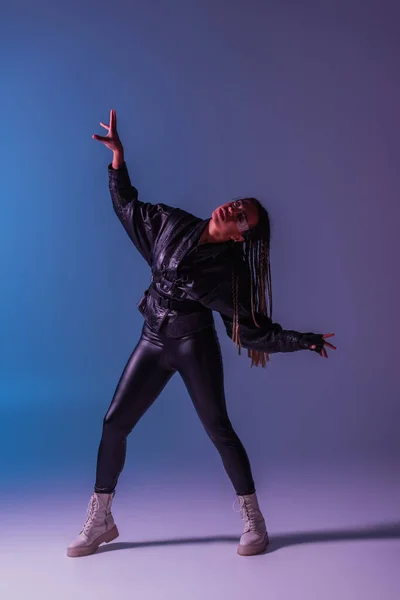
top-left (229, 200), bottom-right (249, 233)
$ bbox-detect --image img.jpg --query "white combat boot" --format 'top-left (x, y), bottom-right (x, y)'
top-left (234, 492), bottom-right (269, 556)
top-left (67, 492), bottom-right (119, 557)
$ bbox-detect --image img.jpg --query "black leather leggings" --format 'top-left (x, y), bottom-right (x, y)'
top-left (94, 322), bottom-right (256, 496)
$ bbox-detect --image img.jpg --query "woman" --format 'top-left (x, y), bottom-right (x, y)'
top-left (67, 109), bottom-right (336, 559)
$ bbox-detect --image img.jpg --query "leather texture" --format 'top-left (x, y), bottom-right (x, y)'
top-left (108, 162), bottom-right (324, 355)
top-left (94, 322), bottom-right (256, 496)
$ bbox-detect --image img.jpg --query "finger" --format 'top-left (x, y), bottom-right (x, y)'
top-left (92, 134), bottom-right (108, 142)
top-left (324, 341), bottom-right (336, 350)
top-left (322, 348), bottom-right (328, 358)
top-left (322, 333), bottom-right (335, 338)
top-left (110, 108), bottom-right (116, 132)
top-left (100, 122), bottom-right (110, 130)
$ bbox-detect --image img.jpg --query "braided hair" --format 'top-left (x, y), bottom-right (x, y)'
top-left (231, 198), bottom-right (273, 368)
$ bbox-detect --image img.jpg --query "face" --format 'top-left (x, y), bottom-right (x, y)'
top-left (211, 199), bottom-right (259, 242)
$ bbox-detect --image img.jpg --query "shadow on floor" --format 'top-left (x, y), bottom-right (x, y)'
top-left (96, 521), bottom-right (400, 555)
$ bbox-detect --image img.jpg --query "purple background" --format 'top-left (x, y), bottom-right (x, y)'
top-left (2, 0), bottom-right (399, 489)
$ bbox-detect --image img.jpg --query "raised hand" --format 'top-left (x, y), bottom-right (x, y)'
top-left (92, 109), bottom-right (123, 153)
top-left (310, 333), bottom-right (336, 358)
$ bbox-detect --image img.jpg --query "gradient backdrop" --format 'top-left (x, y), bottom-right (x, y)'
top-left (1, 0), bottom-right (399, 595)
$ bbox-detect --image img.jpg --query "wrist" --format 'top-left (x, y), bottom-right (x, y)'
top-left (112, 148), bottom-right (125, 170)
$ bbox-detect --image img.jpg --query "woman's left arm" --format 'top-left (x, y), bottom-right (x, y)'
top-left (197, 274), bottom-right (330, 355)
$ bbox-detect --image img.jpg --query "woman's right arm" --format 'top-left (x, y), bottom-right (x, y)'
top-left (93, 110), bottom-right (175, 265)
top-left (112, 148), bottom-right (125, 171)
top-left (108, 157), bottom-right (174, 265)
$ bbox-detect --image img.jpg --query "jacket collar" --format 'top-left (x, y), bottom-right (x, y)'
top-left (155, 209), bottom-right (209, 274)
top-left (154, 209), bottom-right (231, 277)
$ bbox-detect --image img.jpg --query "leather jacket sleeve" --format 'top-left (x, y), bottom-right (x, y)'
top-left (108, 162), bottom-right (175, 265)
top-left (197, 264), bottom-right (324, 354)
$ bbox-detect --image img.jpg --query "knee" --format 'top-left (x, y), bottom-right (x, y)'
top-left (206, 420), bottom-right (238, 445)
top-left (102, 411), bottom-right (131, 437)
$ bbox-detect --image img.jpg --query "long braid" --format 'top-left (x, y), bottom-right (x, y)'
top-left (231, 262), bottom-right (241, 353)
top-left (231, 199), bottom-right (274, 368)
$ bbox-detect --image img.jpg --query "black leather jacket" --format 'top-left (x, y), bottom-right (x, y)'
top-left (108, 162), bottom-right (324, 355)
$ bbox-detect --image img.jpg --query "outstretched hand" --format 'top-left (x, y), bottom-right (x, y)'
top-left (92, 109), bottom-right (123, 153)
top-left (311, 333), bottom-right (336, 358)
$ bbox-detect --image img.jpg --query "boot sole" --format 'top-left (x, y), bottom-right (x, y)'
top-left (237, 533), bottom-right (269, 556)
top-left (67, 525), bottom-right (119, 558)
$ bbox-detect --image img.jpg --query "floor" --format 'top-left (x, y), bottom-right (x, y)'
top-left (2, 463), bottom-right (399, 600)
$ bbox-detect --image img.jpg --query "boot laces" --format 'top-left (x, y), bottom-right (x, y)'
top-left (232, 496), bottom-right (258, 532)
top-left (81, 494), bottom-right (99, 535)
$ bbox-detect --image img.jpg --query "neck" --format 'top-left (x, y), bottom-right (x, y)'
top-left (199, 219), bottom-right (229, 245)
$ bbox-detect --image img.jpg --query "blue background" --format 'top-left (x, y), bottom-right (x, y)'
top-left (2, 0), bottom-right (399, 493)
